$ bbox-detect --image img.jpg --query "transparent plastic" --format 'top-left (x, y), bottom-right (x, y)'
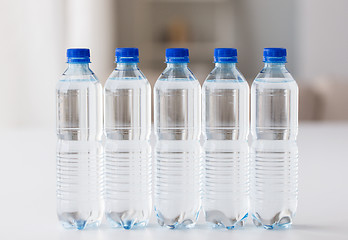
top-left (251, 62), bottom-right (299, 229)
top-left (56, 63), bottom-right (104, 230)
top-left (104, 63), bottom-right (151, 229)
top-left (202, 63), bottom-right (249, 140)
top-left (202, 63), bottom-right (249, 229)
top-left (154, 63), bottom-right (201, 228)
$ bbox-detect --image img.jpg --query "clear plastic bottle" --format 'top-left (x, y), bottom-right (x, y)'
top-left (154, 48), bottom-right (201, 229)
top-left (202, 48), bottom-right (249, 229)
top-left (56, 48), bottom-right (104, 230)
top-left (104, 48), bottom-right (151, 229)
top-left (251, 48), bottom-right (299, 229)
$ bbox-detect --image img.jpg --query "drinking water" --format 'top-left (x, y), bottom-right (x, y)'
top-left (202, 48), bottom-right (249, 229)
top-left (154, 48), bottom-right (201, 229)
top-left (56, 48), bottom-right (104, 230)
top-left (251, 48), bottom-right (299, 229)
top-left (104, 48), bottom-right (152, 229)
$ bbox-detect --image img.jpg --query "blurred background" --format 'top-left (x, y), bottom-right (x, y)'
top-left (1, 0), bottom-right (348, 130)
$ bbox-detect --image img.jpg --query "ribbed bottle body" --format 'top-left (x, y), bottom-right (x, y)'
top-left (104, 63), bottom-right (152, 229)
top-left (202, 63), bottom-right (249, 229)
top-left (251, 62), bottom-right (299, 229)
top-left (56, 64), bottom-right (104, 230)
top-left (250, 140), bottom-right (298, 229)
top-left (202, 140), bottom-right (249, 228)
top-left (154, 62), bottom-right (201, 228)
top-left (104, 140), bottom-right (151, 229)
top-left (154, 140), bottom-right (201, 228)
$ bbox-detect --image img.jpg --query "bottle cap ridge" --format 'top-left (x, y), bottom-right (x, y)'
top-left (263, 48), bottom-right (287, 63)
top-left (165, 48), bottom-right (189, 63)
top-left (115, 48), bottom-right (139, 63)
top-left (67, 48), bottom-right (91, 63)
top-left (214, 48), bottom-right (238, 63)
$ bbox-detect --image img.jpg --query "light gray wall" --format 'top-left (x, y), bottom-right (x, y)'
top-left (0, 0), bottom-right (65, 128)
top-left (1, 0), bottom-right (348, 129)
top-left (65, 0), bottom-right (117, 84)
top-left (296, 0), bottom-right (348, 80)
top-left (233, 0), bottom-right (296, 80)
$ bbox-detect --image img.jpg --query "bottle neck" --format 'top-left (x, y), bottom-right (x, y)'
top-left (116, 62), bottom-right (138, 70)
top-left (258, 62), bottom-right (290, 79)
top-left (264, 62), bottom-right (286, 68)
top-left (215, 62), bottom-right (237, 69)
top-left (65, 63), bottom-right (91, 74)
top-left (167, 63), bottom-right (188, 68)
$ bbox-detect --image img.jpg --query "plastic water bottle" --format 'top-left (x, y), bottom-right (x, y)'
top-left (251, 48), bottom-right (298, 229)
top-left (154, 48), bottom-right (201, 229)
top-left (56, 48), bottom-right (104, 230)
top-left (202, 48), bottom-right (249, 229)
top-left (104, 48), bottom-right (152, 229)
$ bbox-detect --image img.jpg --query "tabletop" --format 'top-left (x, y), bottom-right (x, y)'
top-left (0, 122), bottom-right (347, 240)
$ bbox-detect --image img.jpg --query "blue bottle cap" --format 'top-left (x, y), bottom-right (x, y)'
top-left (165, 48), bottom-right (189, 63)
top-left (214, 48), bottom-right (238, 63)
top-left (263, 48), bottom-right (287, 63)
top-left (67, 48), bottom-right (91, 63)
top-left (115, 48), bottom-right (139, 63)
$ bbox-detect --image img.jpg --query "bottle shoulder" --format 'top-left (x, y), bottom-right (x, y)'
top-left (154, 77), bottom-right (201, 90)
top-left (252, 77), bottom-right (298, 90)
top-left (56, 76), bottom-right (102, 91)
top-left (59, 65), bottom-right (99, 85)
top-left (205, 66), bottom-right (247, 82)
top-left (252, 66), bottom-right (297, 87)
top-left (61, 64), bottom-right (98, 78)
top-left (203, 80), bottom-right (249, 92)
top-left (60, 73), bottom-right (98, 81)
top-left (157, 66), bottom-right (198, 82)
top-left (105, 69), bottom-right (150, 90)
top-left (106, 68), bottom-right (148, 81)
top-left (256, 65), bottom-right (295, 80)
top-left (155, 67), bottom-right (200, 91)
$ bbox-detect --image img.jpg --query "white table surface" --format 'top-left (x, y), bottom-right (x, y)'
top-left (1, 122), bottom-right (347, 240)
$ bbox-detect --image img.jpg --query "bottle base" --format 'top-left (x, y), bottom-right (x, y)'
top-left (106, 211), bottom-right (149, 230)
top-left (205, 212), bottom-right (248, 230)
top-left (155, 207), bottom-right (200, 229)
top-left (157, 219), bottom-right (197, 229)
top-left (252, 211), bottom-right (293, 230)
top-left (58, 212), bottom-right (102, 230)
